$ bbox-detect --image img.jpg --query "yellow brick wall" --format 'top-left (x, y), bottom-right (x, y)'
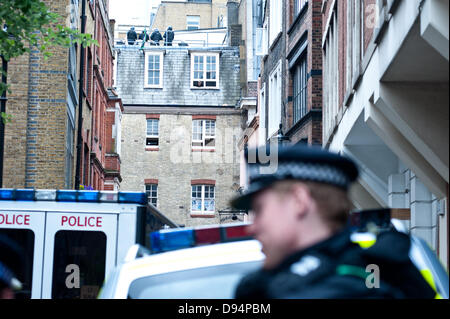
top-left (3, 0), bottom-right (71, 189)
top-left (152, 0), bottom-right (228, 32)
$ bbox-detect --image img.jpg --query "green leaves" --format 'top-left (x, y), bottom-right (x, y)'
top-left (0, 0), bottom-right (98, 93)
top-left (1, 111), bottom-right (12, 125)
top-left (0, 0), bottom-right (99, 121)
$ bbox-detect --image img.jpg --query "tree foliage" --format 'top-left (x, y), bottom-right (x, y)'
top-left (0, 0), bottom-right (97, 97)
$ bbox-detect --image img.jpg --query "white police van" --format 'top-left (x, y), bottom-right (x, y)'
top-left (0, 188), bottom-right (177, 299)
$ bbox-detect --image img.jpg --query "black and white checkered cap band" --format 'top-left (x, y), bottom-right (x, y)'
top-left (248, 161), bottom-right (351, 189)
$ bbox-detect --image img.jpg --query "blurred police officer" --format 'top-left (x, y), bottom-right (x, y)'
top-left (231, 143), bottom-right (436, 299)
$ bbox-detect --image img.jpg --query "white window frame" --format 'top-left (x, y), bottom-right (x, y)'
top-left (187, 15), bottom-right (200, 30)
top-left (256, 19), bottom-right (268, 56)
top-left (146, 119), bottom-right (159, 147)
top-left (294, 0), bottom-right (308, 17)
top-left (145, 184), bottom-right (158, 207)
top-left (192, 119), bottom-right (216, 149)
top-left (190, 52), bottom-right (220, 89)
top-left (191, 185), bottom-right (215, 214)
top-left (269, 0), bottom-right (282, 46)
top-left (268, 61), bottom-right (282, 138)
top-left (144, 51), bottom-right (163, 88)
top-left (258, 83), bottom-right (266, 146)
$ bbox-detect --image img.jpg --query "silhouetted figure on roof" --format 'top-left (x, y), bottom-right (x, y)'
top-left (127, 26), bottom-right (137, 45)
top-left (150, 28), bottom-right (163, 46)
top-left (164, 26), bottom-right (175, 46)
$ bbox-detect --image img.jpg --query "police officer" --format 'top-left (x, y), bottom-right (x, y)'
top-left (127, 26), bottom-right (137, 45)
top-left (150, 28), bottom-right (163, 46)
top-left (163, 26), bottom-right (175, 46)
top-left (231, 143), bottom-right (436, 299)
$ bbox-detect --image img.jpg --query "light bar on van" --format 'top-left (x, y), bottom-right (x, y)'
top-left (150, 223), bottom-right (253, 253)
top-left (0, 188), bottom-right (148, 205)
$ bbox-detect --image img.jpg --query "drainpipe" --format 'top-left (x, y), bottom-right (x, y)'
top-left (74, 0), bottom-right (87, 190)
top-left (0, 55), bottom-right (7, 188)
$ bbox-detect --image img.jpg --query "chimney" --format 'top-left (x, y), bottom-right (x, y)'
top-left (226, 0), bottom-right (241, 47)
top-left (109, 19), bottom-right (116, 42)
top-left (227, 0), bottom-right (239, 26)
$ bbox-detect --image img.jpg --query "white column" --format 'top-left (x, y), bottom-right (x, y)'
top-left (388, 172), bottom-right (410, 230)
top-left (410, 171), bottom-right (435, 250)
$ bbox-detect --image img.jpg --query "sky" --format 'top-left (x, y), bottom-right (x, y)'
top-left (109, 0), bottom-right (160, 26)
top-left (109, 0), bottom-right (181, 26)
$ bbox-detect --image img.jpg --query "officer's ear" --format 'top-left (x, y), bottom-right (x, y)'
top-left (290, 183), bottom-right (313, 220)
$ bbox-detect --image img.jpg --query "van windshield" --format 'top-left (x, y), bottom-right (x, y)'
top-left (128, 260), bottom-right (262, 299)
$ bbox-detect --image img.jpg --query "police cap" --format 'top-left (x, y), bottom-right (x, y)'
top-left (230, 143), bottom-right (359, 210)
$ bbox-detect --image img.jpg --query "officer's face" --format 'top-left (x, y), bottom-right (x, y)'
top-left (248, 186), bottom-right (306, 269)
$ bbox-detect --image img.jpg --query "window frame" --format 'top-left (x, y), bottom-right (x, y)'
top-left (187, 15), bottom-right (200, 30)
top-left (269, 0), bottom-right (282, 46)
top-left (292, 53), bottom-right (308, 123)
top-left (190, 52), bottom-right (220, 89)
top-left (145, 183), bottom-right (158, 207)
top-left (146, 118), bottom-right (159, 147)
top-left (144, 51), bottom-right (164, 88)
top-left (294, 0), bottom-right (308, 18)
top-left (192, 119), bottom-right (216, 150)
top-left (268, 61), bottom-right (282, 138)
top-left (191, 184), bottom-right (215, 215)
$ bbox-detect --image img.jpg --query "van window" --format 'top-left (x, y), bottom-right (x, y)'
top-left (52, 230), bottom-right (106, 299)
top-left (0, 228), bottom-right (34, 299)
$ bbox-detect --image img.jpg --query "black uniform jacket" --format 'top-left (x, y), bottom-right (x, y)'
top-left (235, 228), bottom-right (436, 299)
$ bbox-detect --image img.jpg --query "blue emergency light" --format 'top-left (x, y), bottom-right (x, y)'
top-left (150, 223), bottom-right (253, 253)
top-left (0, 188), bottom-right (148, 205)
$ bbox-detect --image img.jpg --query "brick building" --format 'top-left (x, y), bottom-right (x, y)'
top-left (2, 0), bottom-right (121, 191)
top-left (252, 0), bottom-right (323, 147)
top-left (284, 0), bottom-right (322, 145)
top-left (115, 45), bottom-right (242, 227)
top-left (87, 0), bottom-right (122, 190)
top-left (322, 0), bottom-right (449, 269)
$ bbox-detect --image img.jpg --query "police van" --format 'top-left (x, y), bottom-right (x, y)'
top-left (0, 188), bottom-right (177, 299)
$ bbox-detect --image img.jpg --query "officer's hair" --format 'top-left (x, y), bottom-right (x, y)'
top-left (272, 180), bottom-right (351, 232)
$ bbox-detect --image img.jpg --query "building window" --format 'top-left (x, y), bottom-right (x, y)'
top-left (65, 116), bottom-right (75, 189)
top-left (294, 0), bottom-right (308, 17)
top-left (187, 15), bottom-right (200, 30)
top-left (146, 119), bottom-right (159, 146)
top-left (145, 184), bottom-right (158, 207)
top-left (323, 9), bottom-right (339, 138)
top-left (191, 53), bottom-right (219, 88)
top-left (269, 0), bottom-right (282, 46)
top-left (258, 83), bottom-right (266, 146)
top-left (192, 119), bottom-right (215, 149)
top-left (191, 185), bottom-right (215, 213)
top-left (144, 51), bottom-right (163, 88)
top-left (292, 54), bottom-right (307, 123)
top-left (256, 19), bottom-right (268, 56)
top-left (268, 61), bottom-right (282, 138)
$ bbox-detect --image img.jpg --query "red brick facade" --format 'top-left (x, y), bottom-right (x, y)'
top-left (284, 0), bottom-right (323, 146)
top-left (79, 0), bottom-right (122, 191)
